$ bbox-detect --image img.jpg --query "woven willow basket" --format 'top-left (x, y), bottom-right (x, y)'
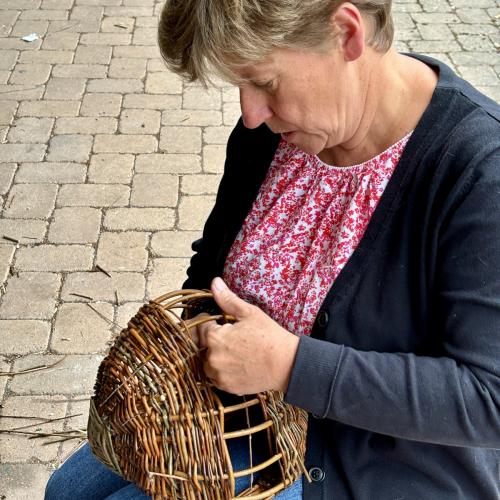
top-left (87, 289), bottom-right (308, 499)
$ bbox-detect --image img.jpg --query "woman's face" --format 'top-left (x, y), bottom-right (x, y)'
top-left (237, 46), bottom-right (365, 156)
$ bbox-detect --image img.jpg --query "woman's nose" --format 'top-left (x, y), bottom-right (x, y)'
top-left (239, 86), bottom-right (273, 129)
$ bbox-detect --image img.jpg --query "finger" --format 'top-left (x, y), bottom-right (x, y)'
top-left (183, 312), bottom-right (212, 345)
top-left (203, 358), bottom-right (218, 383)
top-left (198, 320), bottom-right (221, 348)
top-left (211, 277), bottom-right (252, 320)
top-left (198, 318), bottom-right (218, 335)
top-left (183, 318), bottom-right (200, 345)
top-left (190, 326), bottom-right (200, 345)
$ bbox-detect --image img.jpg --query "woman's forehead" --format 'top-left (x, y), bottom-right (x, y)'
top-left (238, 56), bottom-right (276, 76)
top-left (237, 48), bottom-right (329, 77)
top-left (225, 46), bottom-right (335, 86)
top-left (228, 63), bottom-right (274, 86)
top-left (233, 49), bottom-right (294, 77)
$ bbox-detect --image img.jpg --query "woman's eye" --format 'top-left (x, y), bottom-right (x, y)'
top-left (255, 80), bottom-right (275, 89)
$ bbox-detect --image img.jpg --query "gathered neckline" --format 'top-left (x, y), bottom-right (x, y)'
top-left (311, 130), bottom-right (414, 171)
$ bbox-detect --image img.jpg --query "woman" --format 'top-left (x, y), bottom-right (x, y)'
top-left (46, 0), bottom-right (500, 499)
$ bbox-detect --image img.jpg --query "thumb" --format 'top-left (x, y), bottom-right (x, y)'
top-left (211, 277), bottom-right (250, 319)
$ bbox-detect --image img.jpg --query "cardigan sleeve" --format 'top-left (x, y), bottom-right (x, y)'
top-left (182, 134), bottom-right (238, 291)
top-left (285, 147), bottom-right (500, 448)
top-left (183, 119), bottom-right (279, 293)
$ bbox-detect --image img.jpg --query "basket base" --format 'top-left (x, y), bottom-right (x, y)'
top-left (87, 398), bottom-right (123, 476)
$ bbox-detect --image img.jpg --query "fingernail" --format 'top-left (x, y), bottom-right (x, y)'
top-left (213, 277), bottom-right (227, 291)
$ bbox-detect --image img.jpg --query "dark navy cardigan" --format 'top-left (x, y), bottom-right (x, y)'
top-left (183, 55), bottom-right (500, 499)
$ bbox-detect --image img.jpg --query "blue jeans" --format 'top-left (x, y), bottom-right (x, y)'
top-left (45, 440), bottom-right (302, 499)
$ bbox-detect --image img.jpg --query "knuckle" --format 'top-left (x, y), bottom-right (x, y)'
top-left (209, 368), bottom-right (222, 384)
top-left (218, 324), bottom-right (231, 335)
top-left (204, 333), bottom-right (213, 347)
top-left (206, 329), bottom-right (220, 344)
top-left (199, 323), bottom-right (211, 335)
top-left (205, 350), bottom-right (219, 369)
top-left (245, 303), bottom-right (258, 315)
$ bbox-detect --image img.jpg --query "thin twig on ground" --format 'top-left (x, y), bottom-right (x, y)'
top-left (95, 264), bottom-right (112, 278)
top-left (0, 356), bottom-right (67, 377)
top-left (86, 303), bottom-right (124, 330)
top-left (0, 413), bottom-right (83, 432)
top-left (70, 292), bottom-right (94, 300)
top-left (2, 235), bottom-right (19, 244)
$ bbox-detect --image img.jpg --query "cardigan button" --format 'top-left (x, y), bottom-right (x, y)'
top-left (316, 310), bottom-right (329, 329)
top-left (309, 467), bottom-right (326, 482)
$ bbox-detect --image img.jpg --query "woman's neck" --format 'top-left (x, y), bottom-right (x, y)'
top-left (319, 50), bottom-right (438, 167)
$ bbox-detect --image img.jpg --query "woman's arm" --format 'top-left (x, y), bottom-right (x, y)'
top-left (286, 150), bottom-right (500, 448)
top-left (183, 119), bottom-right (279, 292)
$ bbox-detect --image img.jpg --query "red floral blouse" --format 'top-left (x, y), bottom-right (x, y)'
top-left (222, 133), bottom-right (412, 336)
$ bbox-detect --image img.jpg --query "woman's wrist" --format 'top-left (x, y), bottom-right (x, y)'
top-left (272, 332), bottom-right (300, 393)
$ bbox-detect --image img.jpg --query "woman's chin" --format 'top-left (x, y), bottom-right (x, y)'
top-left (281, 132), bottom-right (305, 150)
top-left (284, 133), bottom-right (328, 156)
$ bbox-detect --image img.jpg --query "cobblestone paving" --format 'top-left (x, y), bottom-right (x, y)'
top-left (0, 0), bottom-right (498, 498)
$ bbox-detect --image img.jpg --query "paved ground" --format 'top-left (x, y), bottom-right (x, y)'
top-left (0, 0), bottom-right (498, 498)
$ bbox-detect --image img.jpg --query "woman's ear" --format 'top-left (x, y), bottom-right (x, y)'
top-left (330, 2), bottom-right (365, 62)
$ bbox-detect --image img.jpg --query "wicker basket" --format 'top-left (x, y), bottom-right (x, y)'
top-left (87, 289), bottom-right (308, 499)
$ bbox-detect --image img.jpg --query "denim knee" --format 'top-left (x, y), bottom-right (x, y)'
top-left (43, 441), bottom-right (130, 500)
top-left (44, 466), bottom-right (65, 500)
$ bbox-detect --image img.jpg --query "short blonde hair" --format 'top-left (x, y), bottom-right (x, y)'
top-left (158, 0), bottom-right (394, 86)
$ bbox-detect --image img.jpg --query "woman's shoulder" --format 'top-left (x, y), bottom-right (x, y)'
top-left (427, 94), bottom-right (499, 197)
top-left (411, 55), bottom-right (499, 176)
top-left (440, 79), bottom-right (500, 153)
top-left (403, 59), bottom-right (499, 216)
top-left (439, 90), bottom-right (499, 173)
top-left (411, 53), bottom-right (499, 124)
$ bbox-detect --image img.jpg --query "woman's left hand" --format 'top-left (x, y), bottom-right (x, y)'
top-left (197, 277), bottom-right (300, 395)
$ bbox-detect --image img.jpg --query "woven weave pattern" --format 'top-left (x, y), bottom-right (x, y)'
top-left (87, 290), bottom-right (308, 499)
